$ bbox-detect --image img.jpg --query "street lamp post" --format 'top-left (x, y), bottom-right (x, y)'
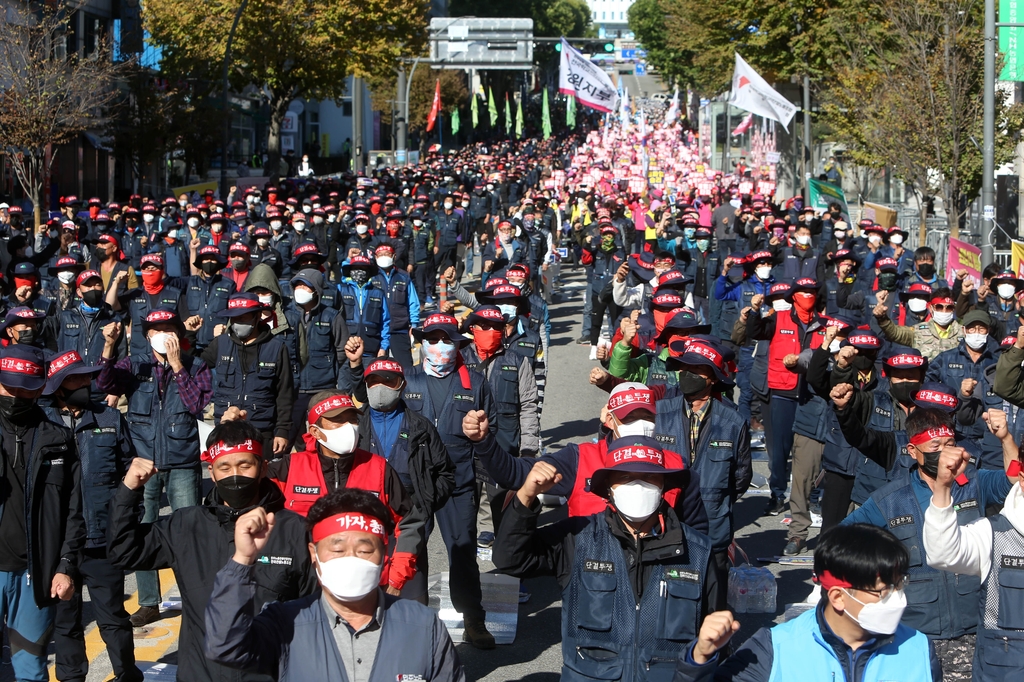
top-left (220, 0), bottom-right (249, 200)
top-left (983, 0), bottom-right (995, 265)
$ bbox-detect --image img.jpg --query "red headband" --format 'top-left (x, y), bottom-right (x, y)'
top-left (201, 438), bottom-right (263, 463)
top-left (813, 570), bottom-right (853, 590)
top-left (307, 395), bottom-right (356, 426)
top-left (909, 426), bottom-right (955, 446)
top-left (311, 512), bottom-right (388, 544)
top-left (930, 296), bottom-right (954, 306)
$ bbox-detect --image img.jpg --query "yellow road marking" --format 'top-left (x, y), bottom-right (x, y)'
top-left (49, 568), bottom-right (180, 682)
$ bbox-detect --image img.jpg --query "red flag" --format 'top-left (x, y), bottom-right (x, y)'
top-left (426, 79), bottom-right (441, 132)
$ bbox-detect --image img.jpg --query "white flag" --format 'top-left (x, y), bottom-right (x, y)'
top-left (665, 87), bottom-right (680, 124)
top-left (729, 52), bottom-right (797, 129)
top-left (559, 38), bottom-right (620, 113)
top-left (620, 87), bottom-right (630, 128)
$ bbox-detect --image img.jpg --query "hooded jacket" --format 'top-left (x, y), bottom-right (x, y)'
top-left (241, 262), bottom-right (290, 336)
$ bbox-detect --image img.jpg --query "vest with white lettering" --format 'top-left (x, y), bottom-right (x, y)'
top-left (212, 334), bottom-right (284, 432)
top-left (126, 354), bottom-right (201, 470)
top-left (128, 285), bottom-right (183, 357)
top-left (973, 513), bottom-right (1024, 681)
top-left (560, 511), bottom-right (709, 682)
top-left (279, 448), bottom-right (388, 516)
top-left (283, 303), bottom-right (341, 392)
top-left (852, 389), bottom-right (913, 505)
top-left (872, 468), bottom-right (981, 639)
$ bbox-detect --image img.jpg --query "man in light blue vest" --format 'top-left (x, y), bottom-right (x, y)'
top-left (673, 523), bottom-right (940, 682)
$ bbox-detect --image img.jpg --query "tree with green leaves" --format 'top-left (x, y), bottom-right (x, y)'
top-left (144, 0), bottom-right (426, 177)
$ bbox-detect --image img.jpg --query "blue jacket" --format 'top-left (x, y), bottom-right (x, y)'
top-left (338, 279), bottom-right (390, 354)
top-left (672, 604), bottom-right (939, 682)
top-left (204, 560), bottom-right (464, 682)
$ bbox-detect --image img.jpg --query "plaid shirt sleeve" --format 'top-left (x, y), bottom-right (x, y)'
top-left (96, 355), bottom-right (134, 396)
top-left (173, 361), bottom-right (213, 417)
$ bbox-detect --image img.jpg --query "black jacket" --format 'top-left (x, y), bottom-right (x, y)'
top-left (355, 404), bottom-right (456, 514)
top-left (107, 477), bottom-right (318, 682)
top-left (0, 410), bottom-right (82, 605)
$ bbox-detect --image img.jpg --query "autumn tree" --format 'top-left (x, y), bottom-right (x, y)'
top-left (144, 0), bottom-right (427, 176)
top-left (0, 6), bottom-right (126, 226)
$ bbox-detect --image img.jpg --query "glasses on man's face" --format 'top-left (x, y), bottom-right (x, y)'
top-left (856, 576), bottom-right (908, 600)
top-left (932, 304), bottom-right (955, 313)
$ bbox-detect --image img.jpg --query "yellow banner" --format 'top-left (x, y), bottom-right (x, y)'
top-left (1012, 240), bottom-right (1024, 279)
top-left (171, 180), bottom-right (218, 199)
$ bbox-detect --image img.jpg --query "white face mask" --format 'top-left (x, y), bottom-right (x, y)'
top-left (443, 202), bottom-right (453, 210)
top-left (932, 310), bottom-right (955, 326)
top-left (795, 234), bottom-right (811, 246)
top-left (772, 299), bottom-right (793, 312)
top-left (270, 220), bottom-right (283, 230)
top-left (498, 303), bottom-right (518, 320)
top-left (965, 333), bottom-right (988, 350)
top-left (187, 217), bottom-right (200, 228)
top-left (842, 587), bottom-right (907, 635)
top-left (257, 237), bottom-right (269, 248)
top-left (313, 217), bottom-right (324, 225)
top-left (211, 225), bottom-right (223, 234)
top-left (403, 188), bottom-right (410, 196)
top-left (998, 283), bottom-right (1017, 300)
top-left (316, 554), bottom-right (383, 602)
top-left (868, 234), bottom-right (882, 245)
top-left (58, 271), bottom-right (76, 285)
top-left (828, 338), bottom-right (843, 354)
top-left (293, 287), bottom-right (315, 305)
top-left (907, 298), bottom-right (928, 314)
top-left (611, 480), bottom-right (663, 522)
top-left (149, 332), bottom-right (171, 355)
top-left (317, 422), bottom-right (358, 455)
top-left (755, 265), bottom-right (772, 280)
top-left (166, 229), bottom-right (178, 239)
top-left (376, 256), bottom-right (393, 269)
top-left (302, 205), bottom-right (312, 214)
top-left (834, 230), bottom-right (846, 240)
top-left (293, 222), bottom-right (306, 233)
top-left (143, 214), bottom-right (155, 223)
top-left (257, 294), bottom-right (274, 307)
top-left (413, 219), bottom-right (423, 228)
top-left (889, 234), bottom-right (904, 245)
top-left (615, 419), bottom-right (655, 438)
top-left (356, 224), bottom-right (369, 235)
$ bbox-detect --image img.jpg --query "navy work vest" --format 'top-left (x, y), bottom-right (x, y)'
top-left (126, 354), bottom-right (201, 469)
top-left (212, 334), bottom-right (283, 432)
top-left (463, 347), bottom-right (522, 456)
top-left (340, 283), bottom-right (386, 355)
top-left (974, 513), bottom-right (1024, 681)
top-left (128, 285), bottom-right (183, 357)
top-left (283, 303), bottom-right (340, 393)
top-left (184, 274), bottom-right (235, 350)
top-left (873, 470), bottom-right (981, 639)
top-left (372, 270), bottom-right (412, 331)
top-left (653, 395), bottom-right (744, 551)
top-left (561, 512), bottom-right (710, 682)
top-left (852, 389), bottom-right (914, 504)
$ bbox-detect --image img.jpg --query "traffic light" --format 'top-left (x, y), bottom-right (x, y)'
top-left (604, 43), bottom-right (615, 52)
top-left (555, 42), bottom-right (561, 52)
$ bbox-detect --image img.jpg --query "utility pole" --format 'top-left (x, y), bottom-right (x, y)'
top-left (983, 0), bottom-right (995, 266)
top-left (353, 76), bottom-right (364, 173)
top-left (220, 0), bottom-right (249, 200)
top-left (803, 75), bottom-right (812, 198)
top-left (396, 67), bottom-right (407, 165)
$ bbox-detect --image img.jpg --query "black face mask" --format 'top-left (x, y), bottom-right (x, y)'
top-left (350, 269), bottom-right (369, 285)
top-left (82, 290), bottom-right (104, 308)
top-left (59, 385), bottom-right (92, 410)
top-left (852, 354), bottom-right (875, 372)
top-left (678, 370), bottom-right (710, 397)
top-left (14, 328), bottom-right (35, 346)
top-left (0, 395), bottom-right (35, 423)
top-left (917, 263), bottom-right (936, 279)
top-left (918, 448), bottom-right (943, 479)
top-left (890, 380), bottom-right (922, 406)
top-left (215, 475), bottom-right (262, 509)
top-left (877, 273), bottom-right (899, 291)
top-left (201, 261), bottom-right (220, 276)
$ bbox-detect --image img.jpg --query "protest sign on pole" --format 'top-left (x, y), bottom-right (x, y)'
top-left (729, 53), bottom-right (797, 129)
top-left (1012, 240), bottom-right (1024, 278)
top-left (808, 178), bottom-right (850, 221)
top-left (947, 237), bottom-right (982, 286)
top-left (558, 38), bottom-right (619, 113)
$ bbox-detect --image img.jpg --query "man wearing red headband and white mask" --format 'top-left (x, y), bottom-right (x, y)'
top-left (204, 487), bottom-right (464, 682)
top-left (107, 420), bottom-right (316, 682)
top-left (874, 286), bottom-right (963, 360)
top-left (267, 391), bottom-right (425, 598)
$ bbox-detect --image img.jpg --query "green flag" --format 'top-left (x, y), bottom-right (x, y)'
top-left (451, 107), bottom-right (460, 135)
top-left (471, 91), bottom-right (479, 129)
top-left (566, 94), bottom-right (576, 128)
top-left (542, 89), bottom-right (552, 140)
top-left (504, 94), bottom-right (511, 136)
top-left (488, 88), bottom-right (498, 127)
top-left (515, 97), bottom-right (524, 139)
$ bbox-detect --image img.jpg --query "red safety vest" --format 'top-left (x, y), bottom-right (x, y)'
top-left (278, 448), bottom-right (388, 517)
top-left (767, 309), bottom-right (823, 392)
top-left (569, 441), bottom-right (682, 518)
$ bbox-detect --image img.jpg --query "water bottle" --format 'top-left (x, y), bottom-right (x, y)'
top-left (765, 570), bottom-right (778, 613)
